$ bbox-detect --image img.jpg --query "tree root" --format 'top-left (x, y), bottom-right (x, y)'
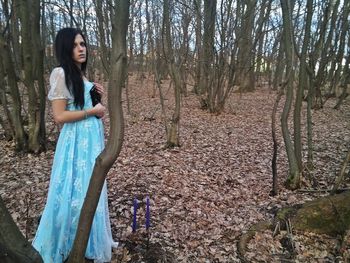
top-left (238, 191), bottom-right (350, 261)
top-left (237, 220), bottom-right (272, 262)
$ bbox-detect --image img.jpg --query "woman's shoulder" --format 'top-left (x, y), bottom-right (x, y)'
top-left (51, 67), bottom-right (64, 76)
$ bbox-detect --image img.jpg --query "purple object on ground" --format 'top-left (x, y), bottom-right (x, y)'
top-left (145, 196), bottom-right (150, 230)
top-left (132, 198), bottom-right (138, 232)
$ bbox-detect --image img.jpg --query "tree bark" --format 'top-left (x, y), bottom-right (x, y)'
top-left (311, 0), bottom-right (340, 109)
top-left (271, 89), bottom-right (283, 196)
top-left (0, 196), bottom-right (43, 263)
top-left (235, 0), bottom-right (256, 92)
top-left (194, 0), bottom-right (202, 95)
top-left (0, 34), bottom-right (27, 151)
top-left (66, 1), bottom-right (129, 261)
top-left (95, 0), bottom-right (111, 76)
top-left (198, 0), bottom-right (216, 108)
top-left (280, 0), bottom-right (300, 190)
top-left (277, 191), bottom-right (350, 236)
top-left (272, 35), bottom-right (284, 91)
top-left (332, 150), bottom-right (350, 194)
top-left (294, 0), bottom-right (313, 172)
top-left (0, 56), bottom-right (14, 140)
top-left (162, 0), bottom-right (182, 147)
top-left (19, 0), bottom-right (46, 153)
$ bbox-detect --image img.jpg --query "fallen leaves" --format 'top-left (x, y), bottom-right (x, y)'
top-left (0, 75), bottom-right (349, 262)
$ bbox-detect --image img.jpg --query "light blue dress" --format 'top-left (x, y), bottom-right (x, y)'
top-left (32, 67), bottom-right (117, 263)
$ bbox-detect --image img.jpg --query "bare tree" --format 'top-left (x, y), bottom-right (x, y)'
top-left (0, 196), bottom-right (43, 263)
top-left (193, 0), bottom-right (202, 94)
top-left (198, 0), bottom-right (216, 108)
top-left (19, 0), bottom-right (46, 152)
top-left (66, 0), bottom-right (129, 261)
top-left (162, 0), bottom-right (182, 147)
top-left (0, 0), bottom-right (27, 150)
top-left (235, 0), bottom-right (256, 92)
top-left (280, 0), bottom-right (300, 190)
top-left (294, 0), bottom-right (313, 172)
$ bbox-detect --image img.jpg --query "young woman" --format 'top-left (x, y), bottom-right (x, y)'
top-left (32, 28), bottom-right (117, 262)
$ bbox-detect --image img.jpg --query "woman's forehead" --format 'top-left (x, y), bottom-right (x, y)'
top-left (74, 34), bottom-right (84, 42)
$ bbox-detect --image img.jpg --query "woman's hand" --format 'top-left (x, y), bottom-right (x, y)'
top-left (89, 103), bottom-right (106, 118)
top-left (93, 82), bottom-right (105, 97)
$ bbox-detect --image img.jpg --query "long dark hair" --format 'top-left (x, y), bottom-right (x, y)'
top-left (54, 28), bottom-right (88, 109)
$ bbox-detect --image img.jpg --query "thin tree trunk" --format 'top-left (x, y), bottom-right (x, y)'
top-left (162, 0), bottom-right (181, 147)
top-left (280, 0), bottom-right (300, 190)
top-left (0, 59), bottom-right (14, 140)
top-left (194, 0), bottom-right (202, 94)
top-left (199, 0), bottom-right (216, 108)
top-left (95, 0), bottom-right (110, 76)
top-left (307, 70), bottom-right (314, 168)
top-left (32, 0), bottom-right (46, 150)
top-left (0, 34), bottom-right (27, 151)
top-left (273, 37), bottom-right (284, 91)
top-left (294, 0), bottom-right (313, 172)
top-left (235, 0), bottom-right (256, 92)
top-left (19, 0), bottom-right (45, 153)
top-left (0, 196), bottom-right (43, 263)
top-left (271, 89), bottom-right (283, 196)
top-left (332, 150), bottom-right (350, 194)
top-left (329, 2), bottom-right (350, 96)
top-left (66, 1), bottom-right (129, 261)
top-left (137, 2), bottom-right (144, 76)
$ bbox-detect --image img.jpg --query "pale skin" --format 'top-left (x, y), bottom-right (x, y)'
top-left (52, 34), bottom-right (106, 124)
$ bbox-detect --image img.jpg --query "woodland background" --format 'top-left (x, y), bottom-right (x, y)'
top-left (0, 0), bottom-right (350, 262)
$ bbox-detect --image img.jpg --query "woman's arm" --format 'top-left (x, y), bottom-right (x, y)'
top-left (52, 99), bottom-right (105, 124)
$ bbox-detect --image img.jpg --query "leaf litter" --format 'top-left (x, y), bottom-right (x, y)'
top-left (0, 75), bottom-right (349, 262)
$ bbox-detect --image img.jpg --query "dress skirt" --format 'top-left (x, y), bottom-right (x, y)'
top-left (32, 81), bottom-right (116, 263)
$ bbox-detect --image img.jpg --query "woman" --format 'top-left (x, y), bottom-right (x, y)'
top-left (32, 28), bottom-right (117, 263)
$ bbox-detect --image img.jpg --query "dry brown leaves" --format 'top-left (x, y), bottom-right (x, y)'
top-left (0, 74), bottom-right (349, 262)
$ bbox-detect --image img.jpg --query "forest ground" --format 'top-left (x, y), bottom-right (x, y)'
top-left (0, 74), bottom-right (349, 262)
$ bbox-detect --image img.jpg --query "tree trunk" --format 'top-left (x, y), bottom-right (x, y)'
top-left (306, 74), bottom-right (314, 168)
top-left (162, 0), bottom-right (182, 147)
top-left (0, 196), bottom-right (43, 263)
top-left (137, 2), bottom-right (144, 76)
top-left (194, 0), bottom-right (202, 94)
top-left (19, 0), bottom-right (45, 153)
top-left (280, 0), bottom-right (300, 190)
top-left (311, 0), bottom-right (340, 109)
top-left (198, 0), bottom-right (216, 108)
top-left (294, 0), bottom-right (313, 172)
top-left (332, 150), bottom-right (350, 194)
top-left (272, 36), bottom-right (284, 91)
top-left (271, 89), bottom-right (283, 196)
top-left (32, 0), bottom-right (46, 151)
top-left (235, 0), bottom-right (256, 92)
top-left (0, 58), bottom-right (14, 140)
top-left (66, 1), bottom-right (129, 261)
top-left (277, 191), bottom-right (350, 236)
top-left (239, 191), bottom-right (350, 261)
top-left (329, 1), bottom-right (350, 96)
top-left (95, 0), bottom-right (110, 76)
top-left (0, 34), bottom-right (27, 151)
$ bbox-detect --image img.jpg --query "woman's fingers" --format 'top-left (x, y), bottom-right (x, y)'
top-left (93, 83), bottom-right (105, 95)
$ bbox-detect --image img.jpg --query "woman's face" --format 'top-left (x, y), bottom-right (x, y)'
top-left (72, 34), bottom-right (86, 67)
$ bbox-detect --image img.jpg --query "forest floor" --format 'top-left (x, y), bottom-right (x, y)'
top-left (0, 74), bottom-right (349, 262)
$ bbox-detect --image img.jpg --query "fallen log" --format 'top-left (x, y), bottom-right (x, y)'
top-left (238, 191), bottom-right (350, 261)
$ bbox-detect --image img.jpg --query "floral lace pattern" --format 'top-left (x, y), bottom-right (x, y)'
top-left (33, 69), bottom-right (117, 263)
top-left (48, 67), bottom-right (74, 101)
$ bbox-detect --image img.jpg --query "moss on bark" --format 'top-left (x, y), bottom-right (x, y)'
top-left (278, 191), bottom-right (350, 236)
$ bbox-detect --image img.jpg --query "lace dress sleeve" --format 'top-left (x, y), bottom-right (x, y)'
top-left (48, 67), bottom-right (73, 101)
